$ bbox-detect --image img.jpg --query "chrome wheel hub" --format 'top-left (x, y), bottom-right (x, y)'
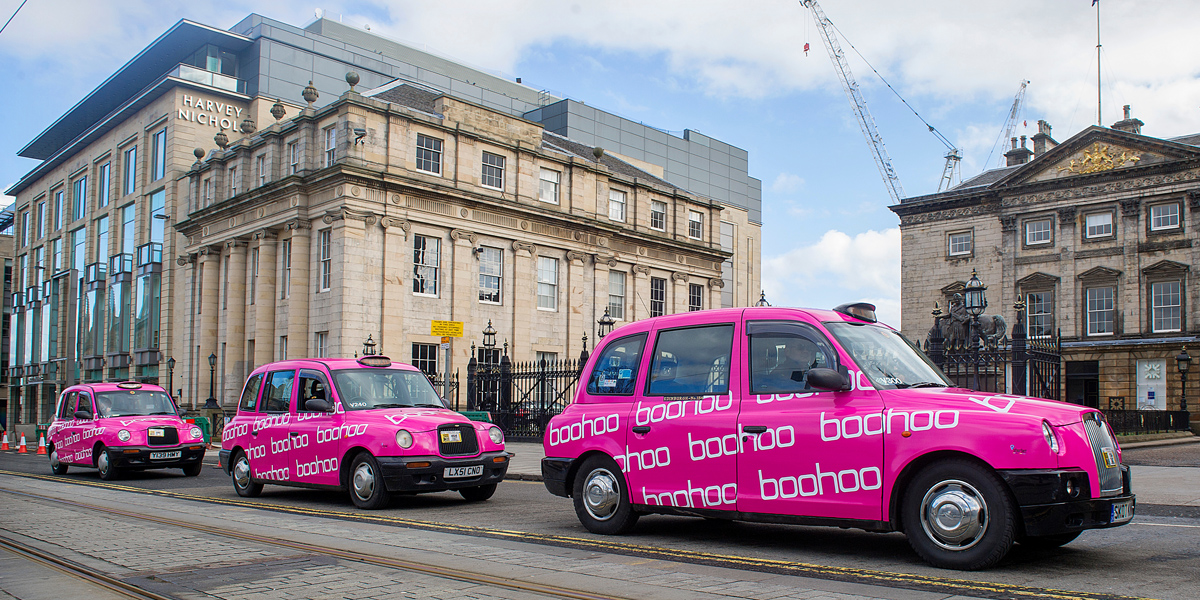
top-left (920, 479), bottom-right (987, 551)
top-left (233, 458), bottom-right (251, 488)
top-left (97, 451), bottom-right (110, 474)
top-left (49, 450), bottom-right (60, 469)
top-left (582, 468), bottom-right (620, 521)
top-left (352, 463), bottom-right (376, 500)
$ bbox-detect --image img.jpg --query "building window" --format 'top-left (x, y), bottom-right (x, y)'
top-left (650, 277), bottom-right (666, 317)
top-left (280, 238), bottom-right (292, 299)
top-left (416, 134), bottom-right (442, 175)
top-left (537, 257), bottom-right (558, 310)
top-left (123, 145), bottom-right (137, 196)
top-left (1026, 292), bottom-right (1054, 337)
top-left (1085, 211), bottom-right (1113, 239)
top-left (71, 227), bottom-right (87, 274)
top-left (288, 141), bottom-right (299, 174)
top-left (478, 246), bottom-right (502, 303)
top-left (98, 162), bottom-right (111, 208)
top-left (651, 201), bottom-right (667, 231)
top-left (413, 235), bottom-right (440, 295)
top-left (539, 168), bottom-right (560, 204)
top-left (1151, 281), bottom-right (1182, 333)
top-left (278, 336), bottom-right (288, 361)
top-left (229, 166), bottom-right (238, 196)
top-left (19, 211), bottom-right (28, 247)
top-left (318, 229), bottom-right (331, 292)
top-left (250, 247), bottom-right (259, 303)
top-left (1086, 286), bottom-right (1114, 336)
top-left (202, 178), bottom-right (212, 207)
top-left (256, 154), bottom-right (266, 187)
top-left (315, 331), bottom-right (328, 357)
top-left (95, 215), bottom-right (109, 259)
top-left (72, 176), bottom-right (87, 222)
top-left (1025, 218), bottom-right (1052, 245)
top-left (222, 254), bottom-right (230, 310)
top-left (1150, 203), bottom-right (1180, 231)
top-left (148, 190), bottom-right (165, 244)
top-left (54, 189), bottom-right (63, 231)
top-left (608, 189), bottom-right (626, 222)
top-left (121, 204), bottom-right (136, 255)
top-left (412, 343), bottom-right (438, 375)
top-left (151, 128), bottom-right (167, 181)
top-left (688, 210), bottom-right (703, 240)
top-left (324, 126), bottom-right (337, 167)
top-left (51, 238), bottom-right (62, 271)
top-left (948, 231), bottom-right (972, 256)
top-left (36, 201), bottom-right (45, 239)
top-left (608, 270), bottom-right (626, 320)
top-left (481, 152), bottom-right (505, 190)
top-left (689, 283), bottom-right (703, 311)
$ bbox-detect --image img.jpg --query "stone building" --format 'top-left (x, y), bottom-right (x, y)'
top-left (891, 110), bottom-right (1197, 422)
top-left (4, 15), bottom-right (761, 428)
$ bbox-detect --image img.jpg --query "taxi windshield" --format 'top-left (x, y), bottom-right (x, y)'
top-left (331, 369), bottom-right (448, 410)
top-left (95, 390), bottom-right (178, 417)
top-left (824, 322), bottom-right (951, 390)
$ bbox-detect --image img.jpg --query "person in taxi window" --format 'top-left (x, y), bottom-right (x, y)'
top-left (758, 340), bottom-right (818, 392)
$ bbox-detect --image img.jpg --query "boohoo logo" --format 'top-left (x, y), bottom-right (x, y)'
top-left (758, 463), bottom-right (881, 499)
top-left (641, 480), bottom-right (737, 508)
top-left (547, 413), bottom-right (620, 446)
top-left (271, 434), bottom-right (310, 454)
top-left (316, 424), bottom-right (368, 443)
top-left (969, 394), bottom-right (1019, 414)
top-left (615, 445), bottom-right (671, 471)
top-left (224, 422), bottom-right (249, 440)
top-left (635, 393), bottom-right (734, 426)
top-left (252, 413), bottom-right (290, 433)
top-left (295, 456), bottom-right (339, 477)
top-left (819, 409), bottom-right (959, 442)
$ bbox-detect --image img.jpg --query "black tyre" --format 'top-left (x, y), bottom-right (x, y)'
top-left (231, 451), bottom-right (263, 497)
top-left (571, 455), bottom-right (639, 535)
top-left (97, 447), bottom-right (121, 481)
top-left (459, 483), bottom-right (497, 502)
top-left (901, 459), bottom-right (1016, 570)
top-left (1019, 530), bottom-right (1082, 549)
top-left (182, 462), bottom-right (203, 477)
top-left (349, 453), bottom-right (391, 509)
top-left (49, 445), bottom-right (68, 475)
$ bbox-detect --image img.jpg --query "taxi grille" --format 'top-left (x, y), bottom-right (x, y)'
top-left (148, 427), bottom-right (179, 447)
top-left (1082, 413), bottom-right (1123, 497)
top-left (437, 424), bottom-right (478, 456)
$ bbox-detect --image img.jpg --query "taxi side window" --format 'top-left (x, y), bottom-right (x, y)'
top-left (647, 324), bottom-right (734, 396)
top-left (586, 333), bottom-right (647, 396)
top-left (57, 392), bottom-right (76, 419)
top-left (297, 370), bottom-right (329, 412)
top-left (76, 393), bottom-right (94, 416)
top-left (748, 321), bottom-right (838, 395)
top-left (239, 373), bottom-right (265, 413)
top-left (260, 371), bottom-right (295, 413)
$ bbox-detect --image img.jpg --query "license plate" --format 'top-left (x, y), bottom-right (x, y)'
top-left (149, 451), bottom-right (181, 460)
top-left (440, 430), bottom-right (462, 443)
top-left (443, 465), bottom-right (483, 479)
top-left (148, 428), bottom-right (165, 437)
top-left (1101, 447), bottom-right (1117, 468)
top-left (1111, 500), bottom-right (1134, 523)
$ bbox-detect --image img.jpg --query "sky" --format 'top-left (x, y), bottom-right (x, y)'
top-left (4, 0), bottom-right (1200, 327)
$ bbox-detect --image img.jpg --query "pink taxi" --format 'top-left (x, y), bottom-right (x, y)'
top-left (219, 356), bottom-right (508, 509)
top-left (46, 381), bottom-right (206, 480)
top-left (542, 303), bottom-right (1134, 570)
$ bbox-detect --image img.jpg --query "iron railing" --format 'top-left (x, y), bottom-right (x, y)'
top-left (468, 347), bottom-right (588, 440)
top-left (1103, 396), bottom-right (1191, 435)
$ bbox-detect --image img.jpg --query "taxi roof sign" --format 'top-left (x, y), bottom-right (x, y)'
top-left (833, 302), bottom-right (878, 323)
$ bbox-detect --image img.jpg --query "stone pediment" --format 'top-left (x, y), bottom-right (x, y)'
top-left (1077, 266), bottom-right (1122, 281)
top-left (1016, 271), bottom-right (1061, 288)
top-left (1142, 259), bottom-right (1190, 276)
top-left (998, 126), bottom-right (1200, 186)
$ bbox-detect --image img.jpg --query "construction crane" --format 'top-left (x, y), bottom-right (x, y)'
top-left (989, 80), bottom-right (1030, 168)
top-left (801, 0), bottom-right (962, 198)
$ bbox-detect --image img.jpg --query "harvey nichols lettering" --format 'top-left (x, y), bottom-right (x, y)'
top-left (177, 94), bottom-right (245, 129)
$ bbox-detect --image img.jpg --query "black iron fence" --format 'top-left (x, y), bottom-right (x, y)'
top-left (468, 347), bottom-right (588, 440)
top-left (427, 370), bottom-right (461, 410)
top-left (1105, 397), bottom-right (1191, 435)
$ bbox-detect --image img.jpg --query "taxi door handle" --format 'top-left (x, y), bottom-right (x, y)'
top-left (289, 432), bottom-right (300, 437)
top-left (742, 426), bottom-right (768, 434)
top-left (632, 426), bottom-right (650, 434)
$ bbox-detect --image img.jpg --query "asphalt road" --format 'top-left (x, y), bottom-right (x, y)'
top-left (2, 448), bottom-right (1198, 600)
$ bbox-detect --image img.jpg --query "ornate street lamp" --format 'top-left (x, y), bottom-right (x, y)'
top-left (963, 269), bottom-right (988, 317)
top-left (203, 353), bottom-right (219, 410)
top-left (755, 290), bottom-right (771, 307)
top-left (1177, 346), bottom-right (1191, 415)
top-left (167, 357), bottom-right (176, 402)
top-left (482, 320), bottom-right (497, 349)
top-left (597, 307), bottom-right (615, 340)
top-left (362, 334), bottom-right (378, 356)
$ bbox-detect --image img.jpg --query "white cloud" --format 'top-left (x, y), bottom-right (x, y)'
top-left (770, 172), bottom-right (805, 194)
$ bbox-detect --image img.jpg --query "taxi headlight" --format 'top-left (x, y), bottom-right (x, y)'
top-left (1042, 421), bottom-right (1059, 453)
top-left (118, 429), bottom-right (131, 442)
top-left (488, 426), bottom-right (503, 445)
top-left (395, 429), bottom-right (413, 449)
top-left (190, 426), bottom-right (204, 440)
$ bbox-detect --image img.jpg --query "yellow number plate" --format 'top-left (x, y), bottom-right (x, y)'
top-left (440, 431), bottom-right (462, 443)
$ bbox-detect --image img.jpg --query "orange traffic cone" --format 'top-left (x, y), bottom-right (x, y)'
top-left (1, 431), bottom-right (9, 451)
top-left (36, 435), bottom-right (47, 455)
top-left (17, 433), bottom-right (28, 453)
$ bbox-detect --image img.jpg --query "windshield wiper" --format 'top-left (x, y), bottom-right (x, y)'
top-left (895, 382), bottom-right (946, 389)
top-left (371, 403), bottom-right (411, 409)
top-left (412, 403), bottom-right (447, 408)
top-left (148, 411), bottom-right (174, 415)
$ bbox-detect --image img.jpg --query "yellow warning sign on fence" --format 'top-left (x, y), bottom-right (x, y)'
top-left (430, 320), bottom-right (464, 337)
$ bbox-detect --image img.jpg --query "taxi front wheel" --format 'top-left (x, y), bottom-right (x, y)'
top-left (460, 484), bottom-right (497, 502)
top-left (49, 445), bottom-right (68, 475)
top-left (902, 459), bottom-right (1015, 570)
top-left (349, 453), bottom-right (391, 509)
top-left (97, 447), bottom-right (121, 481)
top-left (572, 455), bottom-right (639, 535)
top-left (231, 451), bottom-right (263, 497)
top-left (183, 463), bottom-right (202, 477)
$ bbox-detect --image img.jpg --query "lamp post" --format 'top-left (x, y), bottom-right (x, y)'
top-left (167, 357), bottom-right (176, 403)
top-left (203, 352), bottom-right (219, 410)
top-left (597, 307), bottom-right (615, 341)
top-left (362, 334), bottom-right (377, 356)
top-left (1177, 346), bottom-right (1191, 420)
top-left (755, 290), bottom-right (771, 307)
top-left (482, 320), bottom-right (497, 359)
top-left (962, 269), bottom-right (988, 391)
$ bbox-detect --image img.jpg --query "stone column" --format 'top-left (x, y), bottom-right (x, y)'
top-left (380, 217), bottom-right (410, 357)
top-left (708, 277), bottom-right (723, 312)
top-left (286, 219), bottom-right (312, 358)
top-left (252, 229), bottom-right (278, 366)
top-left (632, 265), bottom-right (650, 321)
top-left (224, 239), bottom-right (248, 402)
top-left (672, 271), bottom-right (689, 314)
top-left (511, 241), bottom-right (536, 362)
top-left (593, 255), bottom-right (615, 340)
top-left (450, 228), bottom-right (477, 349)
top-left (567, 251), bottom-right (589, 358)
top-left (198, 246), bottom-right (220, 404)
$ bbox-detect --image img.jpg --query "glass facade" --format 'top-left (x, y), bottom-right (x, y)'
top-left (134, 243), bottom-right (163, 353)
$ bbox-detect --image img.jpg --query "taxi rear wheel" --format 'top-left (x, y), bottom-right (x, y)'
top-left (49, 445), bottom-right (68, 475)
top-left (572, 455), bottom-right (639, 535)
top-left (231, 451), bottom-right (263, 497)
top-left (1018, 530), bottom-right (1082, 549)
top-left (182, 463), bottom-right (202, 477)
top-left (97, 447), bottom-right (121, 481)
top-left (459, 484), bottom-right (497, 502)
top-left (902, 459), bottom-right (1015, 570)
top-left (349, 453), bottom-right (391, 509)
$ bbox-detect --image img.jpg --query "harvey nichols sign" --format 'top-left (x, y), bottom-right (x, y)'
top-left (177, 94), bottom-right (246, 130)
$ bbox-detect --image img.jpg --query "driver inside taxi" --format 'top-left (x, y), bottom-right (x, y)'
top-left (757, 339), bottom-right (818, 392)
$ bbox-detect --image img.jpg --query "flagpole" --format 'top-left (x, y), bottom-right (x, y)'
top-left (1096, 0), bottom-right (1102, 125)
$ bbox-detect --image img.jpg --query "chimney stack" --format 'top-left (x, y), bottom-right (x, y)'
top-left (1111, 105), bottom-right (1144, 134)
top-left (1032, 120), bottom-right (1057, 157)
top-left (1005, 135), bottom-right (1033, 166)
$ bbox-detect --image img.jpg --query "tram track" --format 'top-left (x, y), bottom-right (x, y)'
top-left (0, 469), bottom-right (1156, 600)
top-left (0, 533), bottom-right (177, 600)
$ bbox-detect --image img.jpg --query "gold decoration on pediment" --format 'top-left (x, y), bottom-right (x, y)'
top-left (1057, 142), bottom-right (1140, 175)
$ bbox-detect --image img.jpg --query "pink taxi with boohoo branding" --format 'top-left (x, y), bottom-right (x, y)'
top-left (542, 303), bottom-right (1135, 570)
top-left (219, 355), bottom-right (508, 508)
top-left (46, 381), bottom-right (206, 479)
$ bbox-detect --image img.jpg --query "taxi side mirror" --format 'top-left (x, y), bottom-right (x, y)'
top-left (177, 408), bottom-right (188, 418)
top-left (807, 368), bottom-right (850, 392)
top-left (305, 398), bottom-right (332, 413)
top-left (74, 410), bottom-right (93, 420)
